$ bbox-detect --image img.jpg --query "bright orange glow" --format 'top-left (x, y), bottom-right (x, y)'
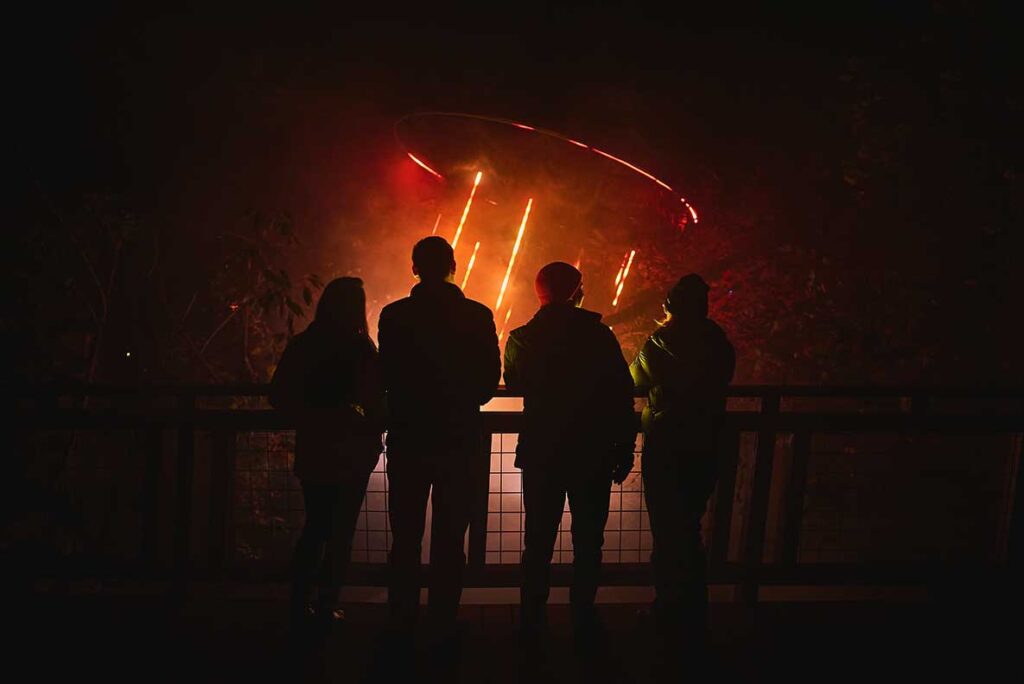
top-left (513, 123), bottom-right (536, 131)
top-left (567, 138), bottom-right (589, 148)
top-left (612, 249), bottom-right (636, 307)
top-left (495, 198), bottom-right (533, 311)
top-left (431, 213), bottom-right (442, 235)
top-left (461, 241), bottom-right (481, 290)
top-left (452, 171), bottom-right (482, 248)
top-left (407, 152), bottom-right (444, 180)
top-left (497, 307), bottom-right (513, 343)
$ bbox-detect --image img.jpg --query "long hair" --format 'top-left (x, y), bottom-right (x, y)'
top-left (314, 277), bottom-right (369, 339)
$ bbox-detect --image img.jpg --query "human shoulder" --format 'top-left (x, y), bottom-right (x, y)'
top-left (462, 296), bottom-right (495, 322)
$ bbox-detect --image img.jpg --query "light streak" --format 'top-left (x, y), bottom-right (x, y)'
top-left (396, 113), bottom-right (700, 222)
top-left (497, 307), bottom-right (513, 343)
top-left (592, 147), bottom-right (673, 191)
top-left (612, 249), bottom-right (636, 307)
top-left (495, 198), bottom-right (533, 311)
top-left (452, 171), bottom-right (482, 248)
top-left (407, 152), bottom-right (443, 180)
top-left (431, 213), bottom-right (441, 235)
top-left (461, 241), bottom-right (480, 290)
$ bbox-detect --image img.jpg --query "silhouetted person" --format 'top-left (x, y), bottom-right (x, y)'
top-left (269, 277), bottom-right (385, 635)
top-left (504, 262), bottom-right (637, 649)
top-left (630, 274), bottom-right (735, 658)
top-left (378, 236), bottom-right (500, 654)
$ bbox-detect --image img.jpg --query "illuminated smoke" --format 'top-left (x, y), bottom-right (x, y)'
top-left (452, 171), bottom-right (482, 248)
top-left (612, 249), bottom-right (637, 307)
top-left (461, 241), bottom-right (481, 291)
top-left (495, 198), bottom-right (533, 311)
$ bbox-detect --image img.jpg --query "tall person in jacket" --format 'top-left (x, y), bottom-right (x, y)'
top-left (269, 277), bottom-right (385, 634)
top-left (631, 274), bottom-right (735, 659)
top-left (378, 236), bottom-right (501, 653)
top-left (503, 262), bottom-right (637, 648)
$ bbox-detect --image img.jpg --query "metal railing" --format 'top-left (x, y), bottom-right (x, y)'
top-left (9, 384), bottom-right (1023, 602)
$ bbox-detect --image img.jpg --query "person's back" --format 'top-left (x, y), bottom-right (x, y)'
top-left (377, 236), bottom-right (499, 658)
top-left (630, 274), bottom-right (734, 670)
top-left (505, 302), bottom-right (636, 465)
top-left (503, 262), bottom-right (636, 647)
top-left (269, 277), bottom-right (383, 634)
top-left (378, 280), bottom-right (498, 438)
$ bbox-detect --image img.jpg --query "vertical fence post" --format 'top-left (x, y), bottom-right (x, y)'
top-left (172, 393), bottom-right (195, 599)
top-left (740, 393), bottom-right (780, 607)
top-left (141, 427), bottom-right (163, 573)
top-left (780, 430), bottom-right (811, 568)
top-left (467, 430), bottom-right (491, 572)
top-left (208, 428), bottom-right (235, 577)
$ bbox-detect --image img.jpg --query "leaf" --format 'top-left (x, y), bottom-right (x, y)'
top-left (302, 286), bottom-right (312, 306)
top-left (285, 298), bottom-right (303, 317)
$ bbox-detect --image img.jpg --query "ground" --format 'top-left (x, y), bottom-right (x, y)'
top-left (6, 584), bottom-right (1018, 683)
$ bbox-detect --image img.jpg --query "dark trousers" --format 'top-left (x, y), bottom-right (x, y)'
top-left (291, 473), bottom-right (371, 614)
top-left (520, 464), bottom-right (612, 622)
top-left (641, 440), bottom-right (717, 637)
top-left (386, 435), bottom-right (477, 635)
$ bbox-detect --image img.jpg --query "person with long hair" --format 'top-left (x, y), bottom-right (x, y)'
top-left (630, 274), bottom-right (735, 665)
top-left (269, 277), bottom-right (384, 635)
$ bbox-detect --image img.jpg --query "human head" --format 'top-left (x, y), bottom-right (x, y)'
top-left (535, 261), bottom-right (584, 307)
top-left (412, 236), bottom-right (456, 283)
top-left (315, 277), bottom-right (368, 337)
top-left (664, 273), bottom-right (709, 321)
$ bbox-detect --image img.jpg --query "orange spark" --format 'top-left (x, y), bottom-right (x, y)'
top-left (408, 152), bottom-right (443, 180)
top-left (497, 307), bottom-right (513, 343)
top-left (431, 213), bottom-right (442, 235)
top-left (461, 241), bottom-right (481, 290)
top-left (614, 252), bottom-right (628, 287)
top-left (452, 171), bottom-right (482, 248)
top-left (612, 249), bottom-right (636, 307)
top-left (495, 198), bottom-right (533, 311)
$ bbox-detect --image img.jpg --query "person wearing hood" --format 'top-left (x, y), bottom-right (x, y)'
top-left (504, 262), bottom-right (637, 648)
top-left (269, 276), bottom-right (385, 635)
top-left (630, 274), bottom-right (735, 657)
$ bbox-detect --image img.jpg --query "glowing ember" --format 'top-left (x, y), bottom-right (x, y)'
top-left (612, 249), bottom-right (636, 307)
top-left (407, 152), bottom-right (443, 180)
top-left (431, 213), bottom-right (442, 235)
top-left (452, 171), bottom-right (482, 248)
top-left (495, 198), bottom-right (533, 311)
top-left (461, 241), bottom-right (481, 290)
top-left (497, 306), bottom-right (513, 343)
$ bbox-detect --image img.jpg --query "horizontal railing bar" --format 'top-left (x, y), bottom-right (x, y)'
top-left (8, 383), bottom-right (1024, 400)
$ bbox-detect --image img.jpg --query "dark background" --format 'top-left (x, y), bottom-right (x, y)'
top-left (9, 2), bottom-right (1022, 385)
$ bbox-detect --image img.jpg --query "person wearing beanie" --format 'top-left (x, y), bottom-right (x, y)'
top-left (503, 261), bottom-right (638, 650)
top-left (630, 273), bottom-right (735, 669)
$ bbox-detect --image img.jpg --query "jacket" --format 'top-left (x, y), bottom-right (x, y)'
top-left (377, 281), bottom-right (501, 441)
top-left (269, 322), bottom-right (384, 483)
top-left (503, 303), bottom-right (637, 469)
top-left (630, 317), bottom-right (735, 444)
